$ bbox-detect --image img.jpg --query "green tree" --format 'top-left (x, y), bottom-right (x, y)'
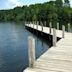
top-left (0, 0), bottom-right (72, 26)
top-left (64, 0), bottom-right (70, 7)
top-left (55, 0), bottom-right (63, 8)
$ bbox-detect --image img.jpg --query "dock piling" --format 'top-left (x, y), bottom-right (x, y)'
top-left (68, 23), bottom-right (70, 32)
top-left (44, 21), bottom-right (46, 27)
top-left (62, 25), bottom-right (65, 38)
top-left (53, 28), bottom-right (56, 46)
top-left (37, 21), bottom-right (38, 30)
top-left (57, 22), bottom-right (59, 30)
top-left (49, 22), bottom-right (52, 34)
top-left (33, 22), bottom-right (34, 29)
top-left (28, 36), bottom-right (35, 68)
top-left (41, 22), bottom-right (43, 32)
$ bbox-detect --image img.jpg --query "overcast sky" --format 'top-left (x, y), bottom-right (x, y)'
top-left (0, 0), bottom-right (72, 10)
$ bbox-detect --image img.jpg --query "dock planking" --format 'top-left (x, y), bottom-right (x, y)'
top-left (25, 24), bottom-right (66, 38)
top-left (24, 24), bottom-right (72, 72)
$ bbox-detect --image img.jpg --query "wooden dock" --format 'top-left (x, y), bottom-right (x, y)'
top-left (25, 24), bottom-right (63, 38)
top-left (24, 24), bottom-right (72, 72)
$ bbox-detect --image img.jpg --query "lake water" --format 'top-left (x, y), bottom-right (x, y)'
top-left (0, 22), bottom-right (51, 72)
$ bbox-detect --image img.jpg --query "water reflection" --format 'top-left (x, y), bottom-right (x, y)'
top-left (0, 22), bottom-right (51, 72)
top-left (11, 27), bottom-right (19, 42)
top-left (41, 41), bottom-right (45, 50)
top-left (0, 22), bottom-right (72, 72)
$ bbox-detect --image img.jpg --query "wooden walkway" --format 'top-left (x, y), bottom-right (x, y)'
top-left (24, 24), bottom-right (72, 72)
top-left (25, 24), bottom-right (63, 38)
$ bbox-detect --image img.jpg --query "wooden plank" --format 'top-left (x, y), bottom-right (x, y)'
top-left (24, 24), bottom-right (72, 72)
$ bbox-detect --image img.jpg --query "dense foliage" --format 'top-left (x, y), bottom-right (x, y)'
top-left (0, 0), bottom-right (72, 25)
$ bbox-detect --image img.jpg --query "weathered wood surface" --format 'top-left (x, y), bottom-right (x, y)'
top-left (28, 36), bottom-right (35, 68)
top-left (24, 24), bottom-right (72, 72)
top-left (25, 24), bottom-right (67, 38)
top-left (34, 33), bottom-right (72, 72)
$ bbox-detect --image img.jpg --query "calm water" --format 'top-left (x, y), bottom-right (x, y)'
top-left (0, 22), bottom-right (51, 72)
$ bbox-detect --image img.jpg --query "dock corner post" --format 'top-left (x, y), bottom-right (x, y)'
top-left (49, 22), bottom-right (52, 34)
top-left (28, 36), bottom-right (35, 68)
top-left (68, 23), bottom-right (70, 32)
top-left (57, 22), bottom-right (59, 30)
top-left (62, 25), bottom-right (65, 38)
top-left (53, 28), bottom-right (56, 47)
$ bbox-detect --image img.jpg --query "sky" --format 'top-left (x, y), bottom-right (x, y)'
top-left (0, 0), bottom-right (72, 10)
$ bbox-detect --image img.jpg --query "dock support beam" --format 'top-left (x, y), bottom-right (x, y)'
top-left (62, 25), bottom-right (65, 38)
top-left (57, 23), bottom-right (59, 30)
top-left (28, 36), bottom-right (35, 68)
top-left (68, 23), bottom-right (70, 32)
top-left (53, 28), bottom-right (56, 47)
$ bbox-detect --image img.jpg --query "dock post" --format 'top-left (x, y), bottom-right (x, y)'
top-left (44, 21), bottom-right (46, 27)
top-left (27, 21), bottom-right (29, 26)
top-left (53, 28), bottom-right (56, 46)
top-left (28, 36), bottom-right (35, 68)
top-left (33, 21), bottom-right (34, 29)
top-left (25, 21), bottom-right (26, 26)
top-left (30, 22), bottom-right (32, 27)
top-left (68, 23), bottom-right (70, 32)
top-left (62, 25), bottom-right (65, 38)
top-left (57, 22), bottom-right (59, 30)
top-left (41, 22), bottom-right (43, 32)
top-left (28, 21), bottom-right (29, 27)
top-left (29, 21), bottom-right (31, 27)
top-left (49, 22), bottom-right (52, 34)
top-left (37, 21), bottom-right (38, 30)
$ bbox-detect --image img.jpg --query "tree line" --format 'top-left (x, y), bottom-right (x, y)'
top-left (0, 0), bottom-right (72, 25)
